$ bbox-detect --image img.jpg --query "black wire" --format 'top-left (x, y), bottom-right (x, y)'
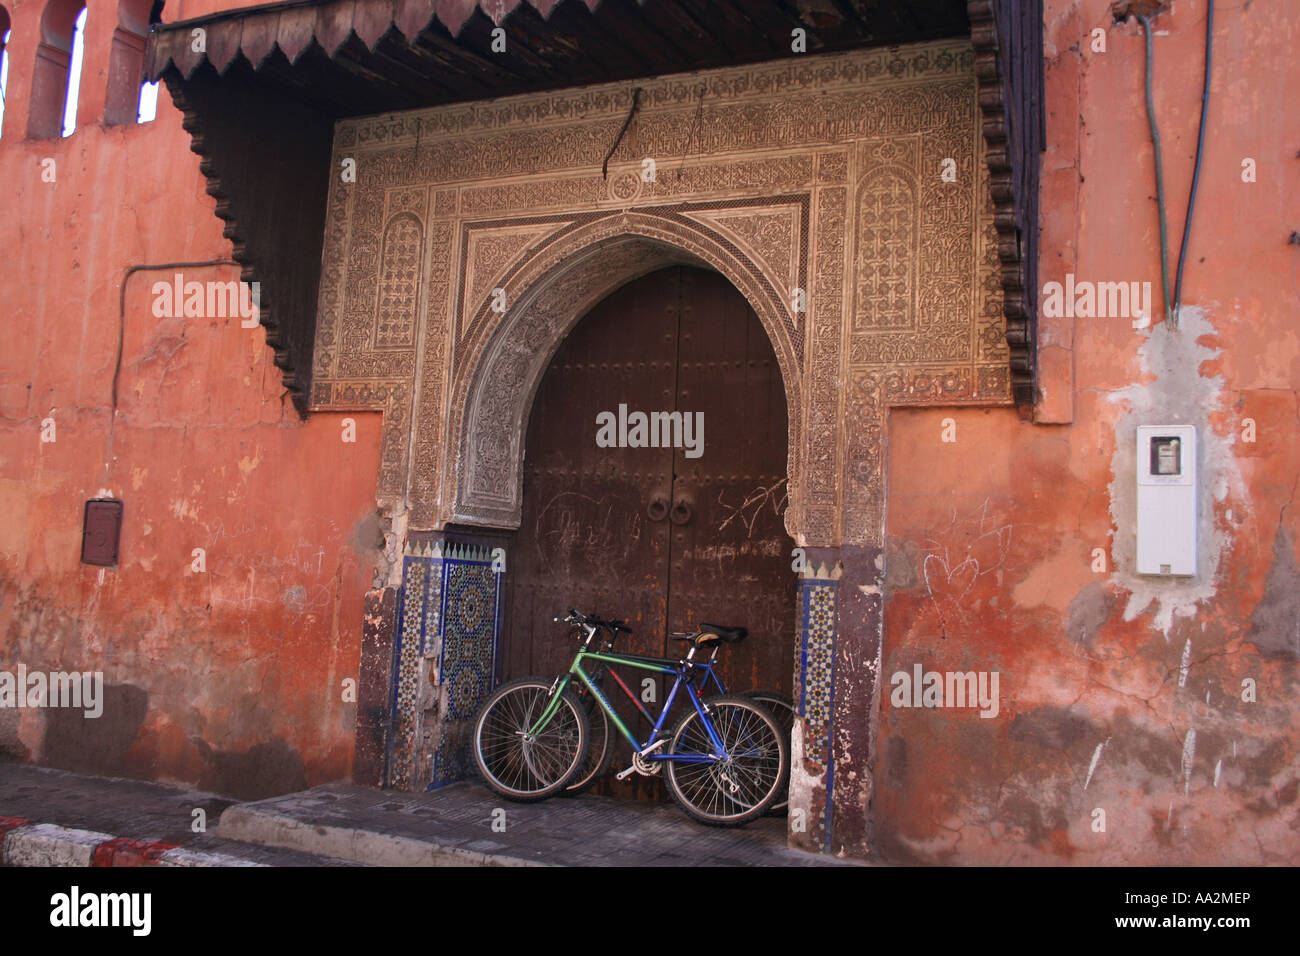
top-left (115, 259), bottom-right (238, 410)
top-left (1138, 15), bottom-right (1172, 328)
top-left (602, 87), bottom-right (642, 181)
top-left (106, 259), bottom-right (239, 483)
top-left (1292, 244), bottom-right (1300, 307)
top-left (1172, 0), bottom-right (1215, 327)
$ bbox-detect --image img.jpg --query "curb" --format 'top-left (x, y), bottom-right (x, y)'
top-left (0, 820), bottom-right (265, 868)
top-left (218, 804), bottom-right (553, 867)
top-left (155, 846), bottom-right (268, 867)
top-left (92, 837), bottom-right (181, 867)
top-left (3, 823), bottom-right (117, 867)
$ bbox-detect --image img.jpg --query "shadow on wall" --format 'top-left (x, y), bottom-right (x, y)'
top-left (29, 683), bottom-right (307, 800)
top-left (0, 708), bottom-right (29, 762)
top-left (195, 737), bottom-right (308, 801)
top-left (41, 683), bottom-right (148, 775)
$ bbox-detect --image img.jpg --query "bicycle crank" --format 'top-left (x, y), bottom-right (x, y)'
top-left (615, 739), bottom-right (667, 781)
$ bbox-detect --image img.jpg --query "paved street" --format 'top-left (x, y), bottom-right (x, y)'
top-left (0, 762), bottom-right (357, 866)
top-left (0, 762), bottom-right (855, 866)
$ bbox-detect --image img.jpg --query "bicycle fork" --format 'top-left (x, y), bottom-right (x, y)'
top-left (523, 675), bottom-right (572, 740)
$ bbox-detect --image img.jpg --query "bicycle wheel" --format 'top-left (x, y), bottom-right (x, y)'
top-left (473, 677), bottom-right (589, 802)
top-left (563, 691), bottom-right (614, 795)
top-left (742, 689), bottom-right (793, 814)
top-left (663, 695), bottom-right (788, 827)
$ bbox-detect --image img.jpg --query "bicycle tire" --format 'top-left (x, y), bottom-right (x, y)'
top-left (473, 677), bottom-right (589, 802)
top-left (741, 689), bottom-right (794, 814)
top-left (662, 695), bottom-right (788, 827)
top-left (563, 693), bottom-right (614, 795)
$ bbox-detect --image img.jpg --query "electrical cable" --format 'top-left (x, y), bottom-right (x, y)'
top-left (1290, 235), bottom-right (1300, 307)
top-left (105, 259), bottom-right (239, 483)
top-left (115, 260), bottom-right (238, 410)
top-left (1137, 14), bottom-right (1173, 327)
top-left (1172, 0), bottom-right (1214, 326)
top-left (602, 87), bottom-right (642, 181)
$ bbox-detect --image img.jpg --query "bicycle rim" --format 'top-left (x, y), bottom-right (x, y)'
top-left (564, 697), bottom-right (613, 794)
top-left (665, 697), bottom-right (786, 826)
top-left (742, 690), bottom-right (794, 813)
top-left (474, 680), bottom-right (587, 800)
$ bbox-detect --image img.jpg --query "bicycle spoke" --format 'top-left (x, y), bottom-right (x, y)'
top-left (742, 691), bottom-right (793, 813)
top-left (475, 679), bottom-right (587, 800)
top-left (664, 698), bottom-right (786, 825)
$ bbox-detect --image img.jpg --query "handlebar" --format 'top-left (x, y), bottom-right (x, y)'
top-left (553, 608), bottom-right (632, 634)
top-left (553, 607), bottom-right (583, 624)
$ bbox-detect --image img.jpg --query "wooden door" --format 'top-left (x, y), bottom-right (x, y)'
top-left (506, 265), bottom-right (793, 799)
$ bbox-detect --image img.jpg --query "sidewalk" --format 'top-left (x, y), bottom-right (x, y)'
top-left (219, 779), bottom-right (849, 866)
top-left (0, 761), bottom-right (853, 867)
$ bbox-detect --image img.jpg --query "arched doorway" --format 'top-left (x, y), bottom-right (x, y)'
top-left (505, 264), bottom-right (794, 798)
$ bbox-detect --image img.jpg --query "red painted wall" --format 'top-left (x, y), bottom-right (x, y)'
top-left (0, 0), bottom-right (384, 798)
top-left (2, 0), bottom-right (1295, 865)
top-left (878, 0), bottom-right (1299, 863)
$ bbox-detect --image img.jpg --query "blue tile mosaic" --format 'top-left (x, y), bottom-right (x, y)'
top-left (388, 541), bottom-right (502, 791)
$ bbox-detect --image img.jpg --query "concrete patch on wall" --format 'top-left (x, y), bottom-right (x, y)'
top-left (1106, 308), bottom-right (1246, 636)
top-left (787, 719), bottom-right (819, 843)
top-left (1247, 526), bottom-right (1300, 660)
top-left (1065, 581), bottom-right (1116, 649)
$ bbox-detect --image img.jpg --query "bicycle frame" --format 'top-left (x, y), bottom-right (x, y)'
top-left (583, 644), bottom-right (729, 726)
top-left (528, 644), bottom-right (728, 763)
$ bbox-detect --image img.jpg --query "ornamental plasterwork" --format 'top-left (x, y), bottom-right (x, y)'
top-left (311, 38), bottom-right (1010, 547)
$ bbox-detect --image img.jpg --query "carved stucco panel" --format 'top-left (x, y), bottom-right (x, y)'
top-left (409, 218), bottom-right (457, 515)
top-left (435, 210), bottom-right (804, 531)
top-left (374, 213), bottom-right (423, 349)
top-left (463, 223), bottom-right (562, 322)
top-left (803, 185), bottom-right (846, 546)
top-left (455, 218), bottom-right (582, 356)
top-left (309, 39), bottom-right (1008, 550)
top-left (312, 166), bottom-right (354, 391)
top-left (839, 99), bottom-right (1012, 543)
top-left (684, 206), bottom-right (801, 313)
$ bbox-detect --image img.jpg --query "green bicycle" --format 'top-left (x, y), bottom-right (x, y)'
top-left (473, 608), bottom-right (789, 826)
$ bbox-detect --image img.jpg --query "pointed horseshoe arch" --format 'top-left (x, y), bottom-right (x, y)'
top-left (448, 210), bottom-right (804, 534)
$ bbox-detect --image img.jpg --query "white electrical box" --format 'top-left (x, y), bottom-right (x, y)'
top-left (1136, 425), bottom-right (1197, 576)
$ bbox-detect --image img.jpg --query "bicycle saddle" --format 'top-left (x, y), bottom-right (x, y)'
top-left (700, 623), bottom-right (747, 643)
top-left (670, 624), bottom-right (748, 646)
